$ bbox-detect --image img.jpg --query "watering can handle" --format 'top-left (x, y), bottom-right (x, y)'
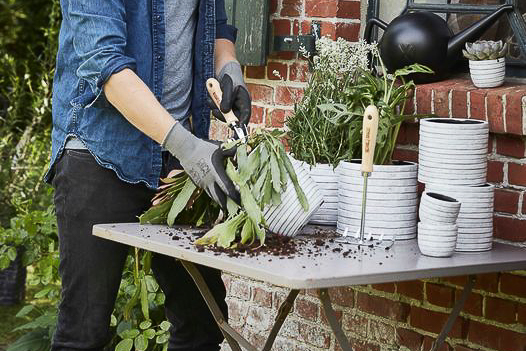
top-left (364, 17), bottom-right (388, 44)
top-left (361, 105), bottom-right (379, 174)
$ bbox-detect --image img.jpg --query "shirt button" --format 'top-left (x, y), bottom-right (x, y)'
top-left (157, 55), bottom-right (163, 62)
top-left (155, 15), bottom-right (161, 21)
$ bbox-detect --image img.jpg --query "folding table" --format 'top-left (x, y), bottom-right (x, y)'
top-left (93, 223), bottom-right (526, 351)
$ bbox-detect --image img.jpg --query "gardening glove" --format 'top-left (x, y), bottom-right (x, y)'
top-left (162, 122), bottom-right (240, 210)
top-left (208, 61), bottom-right (252, 127)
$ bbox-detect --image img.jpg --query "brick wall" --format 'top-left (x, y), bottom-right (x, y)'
top-left (213, 1), bottom-right (526, 350)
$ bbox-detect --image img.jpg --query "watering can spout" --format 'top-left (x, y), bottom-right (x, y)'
top-left (447, 4), bottom-right (513, 61)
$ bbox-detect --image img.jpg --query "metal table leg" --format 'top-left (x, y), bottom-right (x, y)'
top-left (318, 289), bottom-right (354, 351)
top-left (180, 260), bottom-right (299, 351)
top-left (430, 275), bottom-right (476, 351)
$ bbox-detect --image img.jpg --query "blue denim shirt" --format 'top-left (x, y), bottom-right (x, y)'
top-left (46, 0), bottom-right (237, 189)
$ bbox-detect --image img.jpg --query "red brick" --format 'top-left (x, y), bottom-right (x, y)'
top-left (392, 148), bottom-right (418, 163)
top-left (494, 216), bottom-right (526, 242)
top-left (320, 21), bottom-right (336, 39)
top-left (454, 346), bottom-right (478, 351)
top-left (488, 135), bottom-right (495, 153)
top-left (426, 283), bottom-right (455, 308)
top-left (487, 160), bottom-right (504, 183)
top-left (496, 135), bottom-right (526, 158)
top-left (328, 286), bottom-right (354, 307)
top-left (494, 188), bottom-right (520, 214)
top-left (346, 340), bottom-right (381, 351)
top-left (455, 290), bottom-right (483, 317)
top-left (369, 320), bottom-right (396, 345)
top-left (434, 87), bottom-right (450, 117)
top-left (273, 19), bottom-right (291, 36)
top-left (487, 93), bottom-right (505, 133)
top-left (298, 322), bottom-right (331, 348)
top-left (250, 105), bottom-right (264, 124)
top-left (474, 273), bottom-right (499, 293)
top-left (342, 312), bottom-right (367, 337)
top-left (268, 51), bottom-right (297, 60)
top-left (337, 0), bottom-right (361, 19)
top-left (371, 283), bottom-right (396, 293)
top-left (300, 20), bottom-right (311, 35)
top-left (356, 292), bottom-right (410, 322)
top-left (230, 279), bottom-right (251, 300)
top-left (281, 0), bottom-right (302, 17)
top-left (306, 0), bottom-right (338, 17)
top-left (467, 320), bottom-right (526, 351)
top-left (295, 298), bottom-right (318, 321)
top-left (469, 90), bottom-right (487, 121)
top-left (444, 275), bottom-right (468, 286)
top-left (509, 163), bottom-right (526, 186)
top-left (269, 0), bottom-right (278, 14)
top-left (289, 62), bottom-right (309, 82)
top-left (500, 273), bottom-right (526, 298)
top-left (245, 66), bottom-right (266, 79)
top-left (246, 84), bottom-right (273, 104)
top-left (275, 86), bottom-right (304, 106)
top-left (335, 22), bottom-right (360, 42)
top-left (252, 287), bottom-right (272, 308)
top-left (397, 280), bottom-right (424, 300)
top-left (403, 89), bottom-right (416, 115)
top-left (485, 296), bottom-right (517, 324)
top-left (518, 303), bottom-right (526, 325)
top-left (506, 90), bottom-right (525, 135)
top-left (410, 306), bottom-right (465, 338)
top-left (452, 89), bottom-right (469, 117)
top-left (397, 327), bottom-right (423, 351)
top-left (266, 108), bottom-right (292, 128)
top-left (523, 195), bottom-right (526, 215)
top-left (416, 86), bottom-right (432, 114)
top-left (267, 62), bottom-right (288, 81)
top-left (422, 336), bottom-right (451, 351)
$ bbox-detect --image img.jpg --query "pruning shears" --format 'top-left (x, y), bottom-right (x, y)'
top-left (206, 78), bottom-right (248, 143)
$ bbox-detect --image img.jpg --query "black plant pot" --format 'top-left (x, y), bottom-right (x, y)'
top-left (0, 249), bottom-right (26, 305)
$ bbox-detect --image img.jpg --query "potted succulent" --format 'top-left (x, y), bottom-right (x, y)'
top-left (316, 48), bottom-right (433, 240)
top-left (287, 37), bottom-right (378, 226)
top-left (463, 40), bottom-right (507, 88)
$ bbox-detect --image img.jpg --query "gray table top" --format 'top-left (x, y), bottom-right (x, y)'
top-left (93, 223), bottom-right (526, 289)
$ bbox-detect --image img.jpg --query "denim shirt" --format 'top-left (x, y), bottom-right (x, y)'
top-left (46, 0), bottom-right (237, 189)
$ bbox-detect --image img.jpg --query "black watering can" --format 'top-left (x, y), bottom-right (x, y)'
top-left (364, 5), bottom-right (513, 83)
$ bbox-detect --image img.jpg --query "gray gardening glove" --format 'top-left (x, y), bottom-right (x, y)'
top-left (162, 122), bottom-right (240, 210)
top-left (208, 61), bottom-right (251, 126)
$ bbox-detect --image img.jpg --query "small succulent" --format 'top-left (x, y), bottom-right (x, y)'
top-left (463, 40), bottom-right (508, 61)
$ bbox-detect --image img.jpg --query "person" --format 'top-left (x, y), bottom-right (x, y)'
top-left (45, 0), bottom-right (251, 350)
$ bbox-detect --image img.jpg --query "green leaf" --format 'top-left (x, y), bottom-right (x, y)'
top-left (115, 339), bottom-right (133, 351)
top-left (241, 146), bottom-right (260, 183)
top-left (240, 218), bottom-right (253, 245)
top-left (117, 320), bottom-right (132, 336)
top-left (280, 153), bottom-right (309, 211)
top-left (144, 328), bottom-right (156, 339)
top-left (7, 247), bottom-right (16, 261)
top-left (139, 320), bottom-right (152, 330)
top-left (140, 278), bottom-right (149, 320)
top-left (156, 334), bottom-right (170, 344)
top-left (225, 159), bottom-right (241, 184)
top-left (236, 144), bottom-right (249, 184)
top-left (239, 185), bottom-right (262, 225)
top-left (145, 275), bottom-right (159, 293)
top-left (160, 321), bottom-right (171, 331)
top-left (7, 329), bottom-right (50, 351)
top-left (15, 305), bottom-right (34, 318)
top-left (135, 334), bottom-right (148, 351)
top-left (269, 152), bottom-right (281, 193)
top-left (167, 178), bottom-right (197, 226)
top-left (226, 197), bottom-right (240, 216)
top-left (119, 329), bottom-right (140, 339)
top-left (110, 314), bottom-right (117, 327)
top-left (34, 287), bottom-right (51, 299)
top-left (262, 172), bottom-right (273, 205)
top-left (139, 198), bottom-right (173, 224)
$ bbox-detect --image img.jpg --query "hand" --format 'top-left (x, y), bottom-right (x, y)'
top-left (162, 122), bottom-right (240, 210)
top-left (208, 61), bottom-right (251, 126)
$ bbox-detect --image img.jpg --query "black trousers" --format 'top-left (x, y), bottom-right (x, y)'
top-left (51, 149), bottom-right (227, 351)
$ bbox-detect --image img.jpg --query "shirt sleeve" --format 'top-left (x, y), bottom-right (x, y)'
top-left (215, 0), bottom-right (238, 42)
top-left (67, 0), bottom-right (136, 102)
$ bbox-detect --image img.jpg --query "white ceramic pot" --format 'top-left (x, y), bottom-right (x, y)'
top-left (263, 157), bottom-right (323, 237)
top-left (307, 163), bottom-right (339, 225)
top-left (425, 183), bottom-right (494, 252)
top-left (337, 160), bottom-right (418, 240)
top-left (419, 192), bottom-right (461, 224)
top-left (418, 118), bottom-right (489, 186)
top-left (417, 222), bottom-right (458, 257)
top-left (469, 58), bottom-right (505, 88)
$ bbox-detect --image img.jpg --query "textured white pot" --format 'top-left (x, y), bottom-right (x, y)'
top-left (418, 222), bottom-right (458, 257)
top-left (337, 160), bottom-right (418, 240)
top-left (307, 163), bottom-right (339, 225)
top-left (469, 58), bottom-right (505, 88)
top-left (418, 118), bottom-right (489, 186)
top-left (425, 183), bottom-right (494, 252)
top-left (419, 192), bottom-right (461, 224)
top-left (263, 157), bottom-right (323, 237)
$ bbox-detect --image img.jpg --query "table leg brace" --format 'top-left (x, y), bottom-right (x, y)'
top-left (430, 275), bottom-right (476, 351)
top-left (318, 289), bottom-right (354, 351)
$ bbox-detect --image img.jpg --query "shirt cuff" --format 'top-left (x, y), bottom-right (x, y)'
top-left (216, 23), bottom-right (238, 43)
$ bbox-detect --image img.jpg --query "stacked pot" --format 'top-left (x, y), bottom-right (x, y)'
top-left (337, 160), bottom-right (418, 240)
top-left (418, 118), bottom-right (494, 252)
top-left (263, 157), bottom-right (324, 237)
top-left (308, 164), bottom-right (339, 225)
top-left (418, 192), bottom-right (461, 257)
